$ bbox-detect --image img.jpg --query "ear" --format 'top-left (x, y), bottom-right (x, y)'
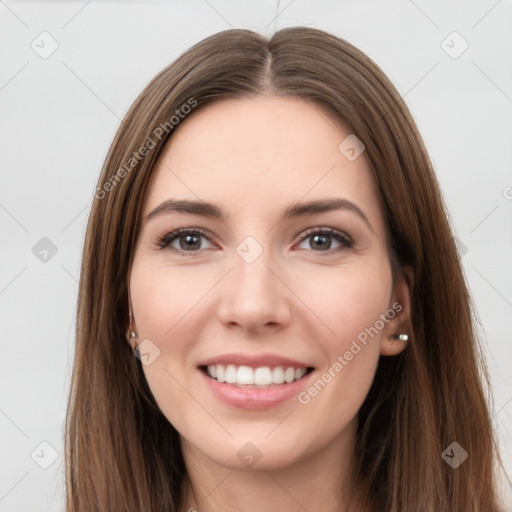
top-left (125, 324), bottom-right (137, 350)
top-left (380, 265), bottom-right (414, 356)
top-left (125, 270), bottom-right (138, 349)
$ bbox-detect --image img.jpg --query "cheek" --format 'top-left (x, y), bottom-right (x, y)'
top-left (129, 260), bottom-right (202, 431)
top-left (129, 259), bottom-right (210, 342)
top-left (296, 258), bottom-right (393, 350)
top-left (292, 261), bottom-right (392, 431)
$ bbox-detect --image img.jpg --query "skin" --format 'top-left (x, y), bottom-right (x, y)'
top-left (128, 96), bottom-right (412, 512)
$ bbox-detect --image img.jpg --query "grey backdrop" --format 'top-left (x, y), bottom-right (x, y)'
top-left (1, 1), bottom-right (511, 510)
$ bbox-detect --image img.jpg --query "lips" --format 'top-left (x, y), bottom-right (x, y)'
top-left (197, 353), bottom-right (315, 410)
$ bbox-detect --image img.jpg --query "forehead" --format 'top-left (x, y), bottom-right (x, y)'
top-left (142, 96), bottom-right (385, 232)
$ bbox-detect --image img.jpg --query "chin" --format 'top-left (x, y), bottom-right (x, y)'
top-left (183, 430), bottom-right (316, 473)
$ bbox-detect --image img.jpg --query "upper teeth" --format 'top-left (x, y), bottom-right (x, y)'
top-left (207, 365), bottom-right (308, 386)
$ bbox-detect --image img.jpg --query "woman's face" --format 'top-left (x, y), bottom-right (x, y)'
top-left (129, 96), bottom-right (410, 470)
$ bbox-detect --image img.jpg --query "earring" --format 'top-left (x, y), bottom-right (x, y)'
top-left (126, 331), bottom-right (138, 342)
top-left (390, 333), bottom-right (409, 342)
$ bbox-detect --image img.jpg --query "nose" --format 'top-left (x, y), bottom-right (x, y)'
top-left (216, 245), bottom-right (292, 335)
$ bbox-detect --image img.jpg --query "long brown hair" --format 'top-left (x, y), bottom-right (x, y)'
top-left (65, 27), bottom-right (504, 511)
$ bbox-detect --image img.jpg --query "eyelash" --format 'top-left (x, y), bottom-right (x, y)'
top-left (155, 227), bottom-right (353, 255)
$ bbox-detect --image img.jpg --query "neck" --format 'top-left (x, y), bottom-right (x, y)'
top-left (179, 418), bottom-right (369, 512)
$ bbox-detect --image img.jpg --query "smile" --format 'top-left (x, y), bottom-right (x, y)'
top-left (202, 364), bottom-right (312, 387)
top-left (197, 353), bottom-right (315, 409)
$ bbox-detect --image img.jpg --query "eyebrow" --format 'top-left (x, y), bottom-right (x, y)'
top-left (145, 197), bottom-right (374, 232)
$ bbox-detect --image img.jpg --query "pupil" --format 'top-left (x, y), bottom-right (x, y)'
top-left (181, 235), bottom-right (200, 250)
top-left (312, 234), bottom-right (330, 250)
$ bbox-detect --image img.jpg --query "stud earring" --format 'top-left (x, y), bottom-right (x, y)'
top-left (390, 333), bottom-right (409, 342)
top-left (126, 331), bottom-right (138, 342)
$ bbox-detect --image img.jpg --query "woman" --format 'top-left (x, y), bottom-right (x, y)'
top-left (65, 27), bottom-right (504, 511)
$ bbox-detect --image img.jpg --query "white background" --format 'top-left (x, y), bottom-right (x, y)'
top-left (1, 1), bottom-right (511, 510)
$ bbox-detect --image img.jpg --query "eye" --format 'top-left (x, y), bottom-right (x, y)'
top-left (155, 226), bottom-right (353, 255)
top-left (156, 228), bottom-right (216, 253)
top-left (295, 227), bottom-right (353, 254)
